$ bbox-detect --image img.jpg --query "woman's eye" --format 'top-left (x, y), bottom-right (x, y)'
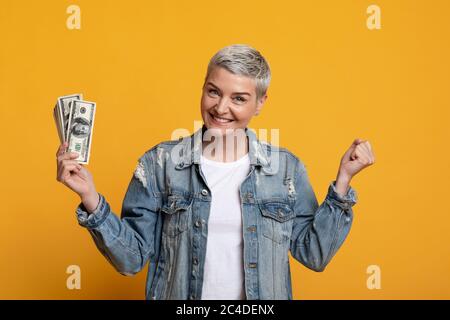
top-left (208, 89), bottom-right (219, 96)
top-left (234, 96), bottom-right (246, 103)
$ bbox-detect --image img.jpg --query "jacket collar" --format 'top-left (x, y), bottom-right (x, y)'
top-left (175, 124), bottom-right (274, 174)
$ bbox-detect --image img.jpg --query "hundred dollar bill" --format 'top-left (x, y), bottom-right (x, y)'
top-left (57, 93), bottom-right (83, 141)
top-left (53, 105), bottom-right (64, 144)
top-left (66, 100), bottom-right (96, 164)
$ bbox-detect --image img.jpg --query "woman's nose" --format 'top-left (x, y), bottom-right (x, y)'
top-left (215, 98), bottom-right (229, 114)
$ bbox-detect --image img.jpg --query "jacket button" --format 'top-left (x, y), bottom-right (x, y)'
top-left (201, 189), bottom-right (208, 196)
top-left (195, 220), bottom-right (202, 227)
top-left (247, 226), bottom-right (256, 232)
top-left (176, 162), bottom-right (184, 169)
top-left (193, 257), bottom-right (198, 265)
top-left (190, 294), bottom-right (196, 300)
top-left (249, 263), bottom-right (257, 268)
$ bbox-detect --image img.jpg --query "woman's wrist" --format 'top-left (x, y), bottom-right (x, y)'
top-left (335, 171), bottom-right (352, 197)
top-left (80, 191), bottom-right (100, 214)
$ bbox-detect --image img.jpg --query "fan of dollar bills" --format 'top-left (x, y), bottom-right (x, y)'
top-left (53, 94), bottom-right (96, 164)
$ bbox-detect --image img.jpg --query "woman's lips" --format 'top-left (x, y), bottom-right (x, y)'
top-left (209, 113), bottom-right (234, 125)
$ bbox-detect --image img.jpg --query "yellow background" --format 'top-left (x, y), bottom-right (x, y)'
top-left (0, 0), bottom-right (449, 299)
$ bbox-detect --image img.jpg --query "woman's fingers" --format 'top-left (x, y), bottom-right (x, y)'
top-left (364, 141), bottom-right (375, 163)
top-left (56, 142), bottom-right (69, 157)
top-left (57, 160), bottom-right (82, 182)
top-left (57, 151), bottom-right (79, 165)
top-left (58, 164), bottom-right (80, 182)
top-left (347, 140), bottom-right (375, 164)
top-left (343, 138), bottom-right (362, 161)
top-left (354, 146), bottom-right (372, 165)
top-left (56, 141), bottom-right (79, 164)
top-left (59, 165), bottom-right (82, 183)
top-left (61, 159), bottom-right (82, 167)
top-left (56, 153), bottom-right (79, 178)
top-left (58, 161), bottom-right (80, 178)
top-left (359, 142), bottom-right (375, 163)
top-left (77, 165), bottom-right (89, 179)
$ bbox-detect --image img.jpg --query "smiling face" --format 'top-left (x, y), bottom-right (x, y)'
top-left (201, 66), bottom-right (267, 134)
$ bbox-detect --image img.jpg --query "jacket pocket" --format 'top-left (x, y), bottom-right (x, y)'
top-left (161, 194), bottom-right (192, 237)
top-left (258, 200), bottom-right (295, 244)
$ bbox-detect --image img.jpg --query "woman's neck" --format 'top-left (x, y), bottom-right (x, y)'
top-left (202, 131), bottom-right (249, 163)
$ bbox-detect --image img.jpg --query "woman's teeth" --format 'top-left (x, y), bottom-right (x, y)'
top-left (212, 115), bottom-right (233, 123)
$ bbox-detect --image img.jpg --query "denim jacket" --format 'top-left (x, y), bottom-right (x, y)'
top-left (76, 125), bottom-right (357, 300)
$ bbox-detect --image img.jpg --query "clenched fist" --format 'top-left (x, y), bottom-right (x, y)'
top-left (334, 139), bottom-right (375, 196)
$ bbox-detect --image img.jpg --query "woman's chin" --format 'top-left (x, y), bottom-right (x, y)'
top-left (204, 126), bottom-right (248, 139)
top-left (205, 121), bottom-right (231, 131)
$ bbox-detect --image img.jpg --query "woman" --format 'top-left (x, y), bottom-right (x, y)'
top-left (56, 44), bottom-right (375, 300)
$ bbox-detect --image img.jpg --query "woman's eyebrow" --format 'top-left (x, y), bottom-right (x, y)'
top-left (206, 82), bottom-right (221, 92)
top-left (206, 82), bottom-right (251, 96)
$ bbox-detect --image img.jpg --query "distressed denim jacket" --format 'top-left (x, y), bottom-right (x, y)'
top-left (76, 125), bottom-right (357, 300)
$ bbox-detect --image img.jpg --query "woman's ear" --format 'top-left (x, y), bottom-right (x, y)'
top-left (255, 94), bottom-right (268, 115)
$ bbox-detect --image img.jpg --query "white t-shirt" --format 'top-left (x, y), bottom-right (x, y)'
top-left (200, 153), bottom-right (251, 300)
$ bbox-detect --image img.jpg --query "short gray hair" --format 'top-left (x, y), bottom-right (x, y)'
top-left (205, 44), bottom-right (271, 100)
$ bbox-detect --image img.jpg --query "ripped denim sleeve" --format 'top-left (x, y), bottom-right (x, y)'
top-left (75, 153), bottom-right (162, 275)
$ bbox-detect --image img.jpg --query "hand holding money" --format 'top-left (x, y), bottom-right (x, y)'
top-left (54, 93), bottom-right (99, 213)
top-left (56, 142), bottom-right (100, 213)
top-left (53, 94), bottom-right (96, 164)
